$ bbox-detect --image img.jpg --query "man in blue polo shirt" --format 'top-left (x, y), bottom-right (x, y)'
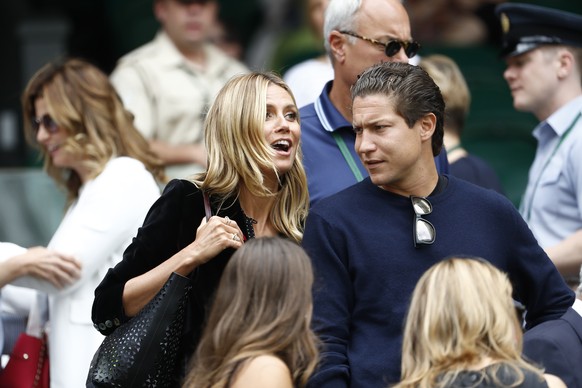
top-left (300, 0), bottom-right (448, 205)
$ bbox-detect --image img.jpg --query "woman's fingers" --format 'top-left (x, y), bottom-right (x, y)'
top-left (193, 216), bottom-right (244, 263)
top-left (43, 251), bottom-right (82, 288)
top-left (22, 248), bottom-right (83, 288)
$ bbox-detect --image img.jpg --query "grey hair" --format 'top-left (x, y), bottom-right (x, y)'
top-left (577, 265), bottom-right (582, 297)
top-left (323, 0), bottom-right (361, 58)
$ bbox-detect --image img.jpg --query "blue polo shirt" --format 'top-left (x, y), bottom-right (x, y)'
top-left (520, 95), bottom-right (582, 248)
top-left (300, 81), bottom-right (449, 205)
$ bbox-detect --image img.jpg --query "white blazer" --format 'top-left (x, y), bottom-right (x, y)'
top-left (11, 157), bottom-right (160, 388)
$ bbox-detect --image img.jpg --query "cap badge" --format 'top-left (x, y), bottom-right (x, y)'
top-left (501, 12), bottom-right (510, 34)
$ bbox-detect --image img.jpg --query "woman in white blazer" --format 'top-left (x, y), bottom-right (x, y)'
top-left (11, 58), bottom-right (165, 387)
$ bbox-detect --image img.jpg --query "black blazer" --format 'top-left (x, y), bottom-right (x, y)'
top-left (91, 179), bottom-right (249, 379)
top-left (523, 306), bottom-right (582, 388)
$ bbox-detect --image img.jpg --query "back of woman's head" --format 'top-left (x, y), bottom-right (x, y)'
top-left (184, 236), bottom-right (319, 387)
top-left (22, 58), bottom-right (164, 201)
top-left (419, 54), bottom-right (470, 136)
top-left (215, 236), bottom-right (313, 327)
top-left (398, 257), bottom-right (530, 387)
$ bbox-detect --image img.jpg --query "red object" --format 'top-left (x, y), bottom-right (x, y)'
top-left (0, 333), bottom-right (50, 387)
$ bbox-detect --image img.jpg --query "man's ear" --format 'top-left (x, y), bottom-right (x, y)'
top-left (154, 1), bottom-right (166, 23)
top-left (556, 48), bottom-right (575, 80)
top-left (419, 113), bottom-right (437, 141)
top-left (206, 0), bottom-right (219, 18)
top-left (329, 30), bottom-right (347, 64)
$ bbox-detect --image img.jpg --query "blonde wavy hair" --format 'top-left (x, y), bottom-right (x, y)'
top-left (22, 58), bottom-right (165, 206)
top-left (395, 257), bottom-right (545, 388)
top-left (192, 72), bottom-right (309, 243)
top-left (182, 237), bottom-right (320, 387)
top-left (419, 54), bottom-right (470, 137)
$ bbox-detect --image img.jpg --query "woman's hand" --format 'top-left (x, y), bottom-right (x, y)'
top-left (2, 247), bottom-right (82, 289)
top-left (123, 216), bottom-right (243, 316)
top-left (188, 216), bottom-right (244, 266)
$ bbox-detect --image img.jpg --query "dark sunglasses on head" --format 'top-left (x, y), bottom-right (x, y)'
top-left (339, 30), bottom-right (420, 59)
top-left (410, 195), bottom-right (435, 248)
top-left (32, 114), bottom-right (59, 134)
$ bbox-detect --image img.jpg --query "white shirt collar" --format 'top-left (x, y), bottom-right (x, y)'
top-left (546, 95), bottom-right (582, 137)
top-left (572, 298), bottom-right (582, 316)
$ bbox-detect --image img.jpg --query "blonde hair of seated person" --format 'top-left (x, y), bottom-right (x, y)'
top-left (419, 54), bottom-right (470, 148)
top-left (182, 236), bottom-right (319, 388)
top-left (394, 257), bottom-right (565, 388)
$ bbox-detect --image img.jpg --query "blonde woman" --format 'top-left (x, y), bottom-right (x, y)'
top-left (91, 72), bottom-right (309, 386)
top-left (16, 58), bottom-right (164, 387)
top-left (183, 237), bottom-right (319, 387)
top-left (395, 257), bottom-right (565, 388)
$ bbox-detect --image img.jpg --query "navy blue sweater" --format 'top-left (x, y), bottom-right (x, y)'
top-left (302, 175), bottom-right (574, 388)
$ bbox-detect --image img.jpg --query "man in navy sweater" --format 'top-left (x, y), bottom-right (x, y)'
top-left (302, 62), bottom-right (575, 388)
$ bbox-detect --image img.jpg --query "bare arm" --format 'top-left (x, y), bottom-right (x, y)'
top-left (149, 140), bottom-right (207, 168)
top-left (544, 373), bottom-right (567, 388)
top-left (122, 215), bottom-right (243, 316)
top-left (545, 229), bottom-right (582, 279)
top-left (0, 247), bottom-right (81, 289)
top-left (231, 355), bottom-right (293, 388)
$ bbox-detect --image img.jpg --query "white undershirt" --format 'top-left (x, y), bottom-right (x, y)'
top-left (572, 298), bottom-right (582, 317)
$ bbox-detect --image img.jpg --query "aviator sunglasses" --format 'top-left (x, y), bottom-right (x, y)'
top-left (32, 114), bottom-right (59, 134)
top-left (410, 195), bottom-right (435, 248)
top-left (339, 30), bottom-right (420, 59)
